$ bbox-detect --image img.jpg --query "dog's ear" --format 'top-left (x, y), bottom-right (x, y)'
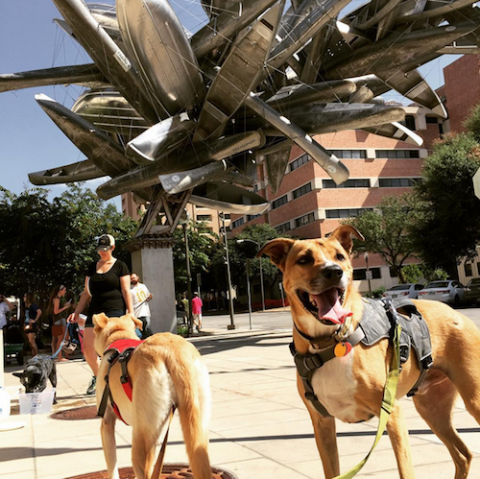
top-left (93, 313), bottom-right (109, 330)
top-left (329, 225), bottom-right (364, 254)
top-left (257, 238), bottom-right (296, 271)
top-left (129, 314), bottom-right (143, 330)
top-left (12, 372), bottom-right (23, 379)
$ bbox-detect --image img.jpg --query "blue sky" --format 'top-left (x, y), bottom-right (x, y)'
top-left (0, 0), bottom-right (459, 210)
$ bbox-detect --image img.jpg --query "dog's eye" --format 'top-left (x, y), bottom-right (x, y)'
top-left (297, 256), bottom-right (313, 265)
top-left (336, 253), bottom-right (346, 261)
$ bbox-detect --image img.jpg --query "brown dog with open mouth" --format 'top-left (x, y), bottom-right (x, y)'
top-left (258, 225), bottom-right (480, 479)
top-left (92, 313), bottom-right (212, 479)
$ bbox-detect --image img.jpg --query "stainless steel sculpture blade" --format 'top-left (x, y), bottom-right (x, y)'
top-left (264, 103), bottom-right (406, 136)
top-left (51, 0), bottom-right (158, 124)
top-left (375, 69), bottom-right (447, 118)
top-left (264, 142), bottom-right (293, 194)
top-left (245, 93), bottom-right (350, 185)
top-left (268, 0), bottom-right (353, 71)
top-left (71, 89), bottom-right (148, 139)
top-left (363, 122), bottom-right (424, 146)
top-left (96, 131), bottom-right (265, 199)
top-left (159, 160), bottom-right (229, 194)
top-left (266, 80), bottom-right (356, 110)
top-left (126, 114), bottom-right (196, 163)
top-left (0, 64), bottom-right (105, 93)
top-left (190, 181), bottom-right (270, 214)
top-left (116, 0), bottom-right (205, 117)
top-left (35, 94), bottom-right (135, 177)
top-left (191, 0), bottom-right (277, 59)
top-left (29, 159), bottom-right (105, 185)
top-left (194, 0), bottom-right (285, 141)
top-left (397, 0), bottom-right (478, 23)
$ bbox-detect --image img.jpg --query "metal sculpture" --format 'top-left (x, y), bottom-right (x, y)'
top-left (3, 0), bottom-right (480, 233)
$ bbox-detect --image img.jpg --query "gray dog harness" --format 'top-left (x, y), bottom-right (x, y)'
top-left (290, 298), bottom-right (433, 417)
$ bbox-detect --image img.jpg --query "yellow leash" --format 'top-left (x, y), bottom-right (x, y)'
top-left (333, 324), bottom-right (402, 479)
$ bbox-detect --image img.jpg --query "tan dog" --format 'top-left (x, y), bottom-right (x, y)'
top-left (93, 313), bottom-right (212, 479)
top-left (259, 225), bottom-right (480, 479)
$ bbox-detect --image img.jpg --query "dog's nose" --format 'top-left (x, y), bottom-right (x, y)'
top-left (322, 264), bottom-right (343, 280)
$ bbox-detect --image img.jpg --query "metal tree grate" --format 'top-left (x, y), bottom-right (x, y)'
top-left (65, 464), bottom-right (237, 479)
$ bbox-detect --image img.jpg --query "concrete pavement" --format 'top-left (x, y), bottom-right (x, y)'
top-left (1, 309), bottom-right (480, 479)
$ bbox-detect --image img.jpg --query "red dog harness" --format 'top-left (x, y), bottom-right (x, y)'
top-left (97, 339), bottom-right (144, 425)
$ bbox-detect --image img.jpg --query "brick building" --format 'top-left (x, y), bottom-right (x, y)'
top-left (230, 106), bottom-right (444, 293)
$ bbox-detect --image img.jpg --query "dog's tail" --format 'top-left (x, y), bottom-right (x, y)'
top-left (168, 348), bottom-right (212, 479)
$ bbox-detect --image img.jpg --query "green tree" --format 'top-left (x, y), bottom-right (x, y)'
top-left (172, 220), bottom-right (220, 295)
top-left (0, 185), bottom-right (137, 307)
top-left (411, 132), bottom-right (480, 272)
top-left (343, 193), bottom-right (421, 283)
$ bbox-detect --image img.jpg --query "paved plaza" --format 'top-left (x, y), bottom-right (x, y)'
top-left (1, 308), bottom-right (480, 479)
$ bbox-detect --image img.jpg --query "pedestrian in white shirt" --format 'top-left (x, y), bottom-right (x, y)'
top-left (0, 294), bottom-right (13, 330)
top-left (130, 273), bottom-right (153, 339)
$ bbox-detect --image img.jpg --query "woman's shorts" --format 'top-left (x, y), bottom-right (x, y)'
top-left (85, 309), bottom-right (125, 328)
top-left (52, 324), bottom-right (64, 336)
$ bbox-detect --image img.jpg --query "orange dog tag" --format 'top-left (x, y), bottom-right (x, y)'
top-left (334, 342), bottom-right (352, 357)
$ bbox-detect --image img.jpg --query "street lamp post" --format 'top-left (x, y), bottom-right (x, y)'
top-left (221, 213), bottom-right (236, 330)
top-left (245, 259), bottom-right (253, 329)
top-left (236, 239), bottom-right (266, 311)
top-left (364, 252), bottom-right (372, 296)
top-left (182, 221), bottom-right (194, 336)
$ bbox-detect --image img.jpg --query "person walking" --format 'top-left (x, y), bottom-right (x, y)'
top-left (68, 234), bottom-right (133, 395)
top-left (130, 273), bottom-right (153, 339)
top-left (24, 292), bottom-right (41, 357)
top-left (0, 293), bottom-right (13, 330)
top-left (47, 285), bottom-right (72, 362)
top-left (192, 292), bottom-right (203, 332)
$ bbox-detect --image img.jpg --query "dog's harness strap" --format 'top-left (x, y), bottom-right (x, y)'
top-left (151, 406), bottom-right (176, 479)
top-left (97, 339), bottom-right (144, 425)
top-left (289, 327), bottom-right (365, 418)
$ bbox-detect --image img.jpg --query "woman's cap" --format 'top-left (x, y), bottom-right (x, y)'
top-left (97, 234), bottom-right (115, 252)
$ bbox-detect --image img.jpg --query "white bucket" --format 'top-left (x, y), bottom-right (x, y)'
top-left (18, 389), bottom-right (55, 415)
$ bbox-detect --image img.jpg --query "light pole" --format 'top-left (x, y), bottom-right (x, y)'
top-left (245, 259), bottom-right (253, 329)
top-left (182, 219), bottom-right (193, 336)
top-left (364, 252), bottom-right (372, 296)
top-left (236, 239), bottom-right (266, 311)
top-left (221, 213), bottom-right (236, 330)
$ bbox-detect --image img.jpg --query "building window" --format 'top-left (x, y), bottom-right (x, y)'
top-left (464, 263), bottom-right (473, 277)
top-left (379, 178), bottom-right (417, 187)
top-left (247, 214), bottom-right (261, 222)
top-left (477, 263), bottom-right (480, 275)
top-left (253, 184), bottom-right (259, 193)
top-left (232, 217), bottom-right (245, 229)
top-left (353, 268), bottom-right (381, 280)
top-left (426, 116), bottom-right (438, 124)
top-left (328, 150), bottom-right (366, 159)
top-left (223, 213), bottom-right (231, 219)
top-left (198, 225), bottom-right (213, 233)
top-left (292, 182), bottom-right (312, 199)
top-left (325, 208), bottom-right (373, 219)
top-left (272, 194), bottom-right (288, 209)
top-left (375, 150), bottom-right (420, 159)
top-left (197, 214), bottom-right (212, 222)
top-left (275, 222), bottom-right (291, 234)
top-left (295, 212), bottom-right (315, 228)
top-left (289, 153), bottom-right (310, 172)
top-left (323, 179), bottom-right (370, 188)
top-left (404, 115), bottom-right (416, 130)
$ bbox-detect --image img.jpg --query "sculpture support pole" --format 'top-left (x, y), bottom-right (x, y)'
top-left (125, 235), bottom-right (176, 333)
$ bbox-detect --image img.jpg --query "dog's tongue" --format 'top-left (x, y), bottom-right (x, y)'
top-left (311, 288), bottom-right (352, 324)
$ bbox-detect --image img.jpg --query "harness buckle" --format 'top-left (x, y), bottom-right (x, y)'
top-left (303, 354), bottom-right (323, 372)
top-left (107, 350), bottom-right (120, 364)
top-left (304, 391), bottom-right (318, 402)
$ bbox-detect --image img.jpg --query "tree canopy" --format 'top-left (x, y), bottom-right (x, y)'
top-left (343, 193), bottom-right (421, 283)
top-left (0, 185), bottom-right (137, 304)
top-left (411, 131), bottom-right (480, 271)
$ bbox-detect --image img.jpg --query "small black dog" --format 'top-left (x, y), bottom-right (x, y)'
top-left (13, 354), bottom-right (57, 403)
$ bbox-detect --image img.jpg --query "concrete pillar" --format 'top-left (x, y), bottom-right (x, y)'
top-left (125, 235), bottom-right (176, 333)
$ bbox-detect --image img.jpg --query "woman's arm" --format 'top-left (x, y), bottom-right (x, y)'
top-left (32, 307), bottom-right (42, 323)
top-left (68, 277), bottom-right (91, 322)
top-left (53, 297), bottom-right (70, 315)
top-left (120, 275), bottom-right (133, 314)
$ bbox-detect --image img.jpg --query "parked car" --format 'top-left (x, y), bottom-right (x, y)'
top-left (464, 278), bottom-right (480, 305)
top-left (417, 280), bottom-right (468, 307)
top-left (383, 283), bottom-right (424, 300)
